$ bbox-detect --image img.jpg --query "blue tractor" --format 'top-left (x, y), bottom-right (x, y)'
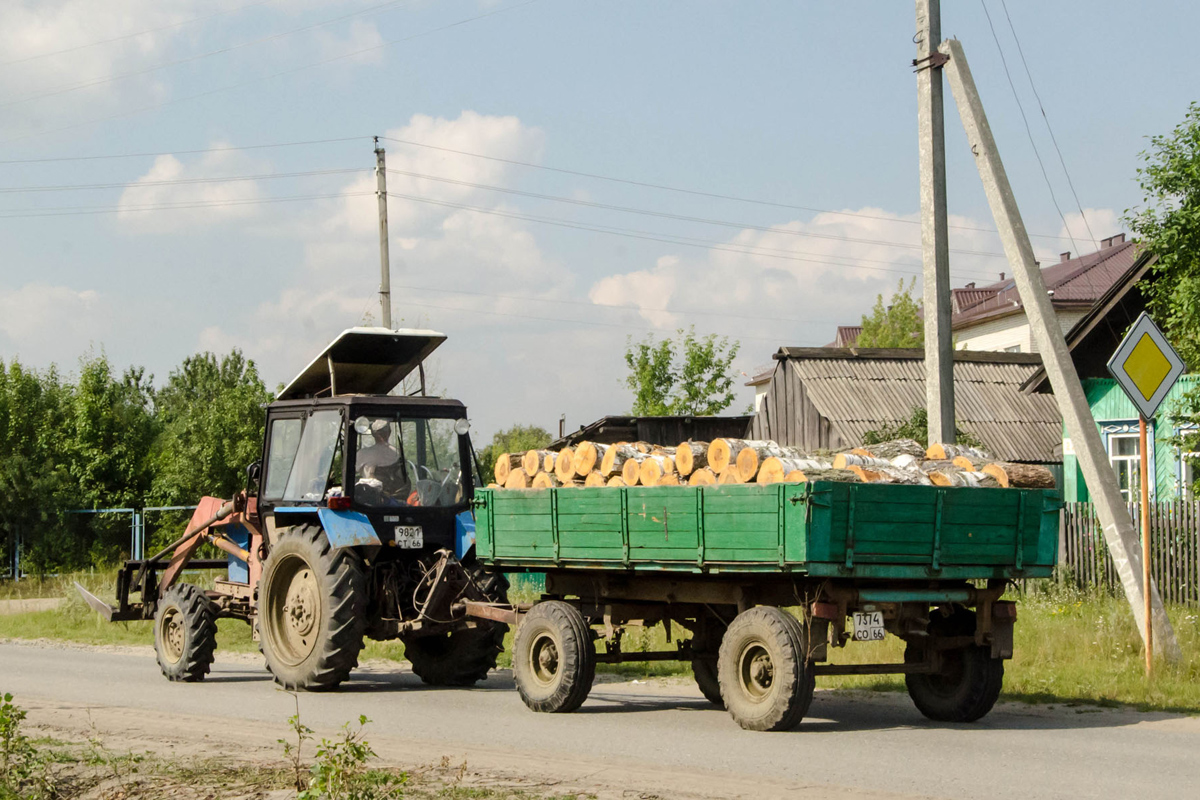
top-left (79, 328), bottom-right (510, 690)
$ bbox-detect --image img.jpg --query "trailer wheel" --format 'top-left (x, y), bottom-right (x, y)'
top-left (904, 606), bottom-right (1004, 723)
top-left (513, 601), bottom-right (595, 713)
top-left (257, 524), bottom-right (366, 691)
top-left (154, 583), bottom-right (218, 682)
top-left (717, 607), bottom-right (814, 731)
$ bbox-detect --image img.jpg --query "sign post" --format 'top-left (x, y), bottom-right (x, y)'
top-left (1107, 311), bottom-right (1186, 675)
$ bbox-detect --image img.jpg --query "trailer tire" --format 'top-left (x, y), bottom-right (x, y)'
top-left (258, 524), bottom-right (366, 691)
top-left (513, 601), bottom-right (595, 713)
top-left (717, 607), bottom-right (814, 731)
top-left (904, 606), bottom-right (1004, 723)
top-left (154, 583), bottom-right (218, 682)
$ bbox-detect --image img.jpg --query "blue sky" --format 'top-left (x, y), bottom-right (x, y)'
top-left (2, 0), bottom-right (1198, 441)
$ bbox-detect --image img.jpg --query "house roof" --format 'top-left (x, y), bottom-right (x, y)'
top-left (1022, 249), bottom-right (1158, 393)
top-left (772, 348), bottom-right (1062, 462)
top-left (823, 325), bottom-right (863, 348)
top-left (952, 235), bottom-right (1137, 329)
top-left (550, 414), bottom-right (753, 450)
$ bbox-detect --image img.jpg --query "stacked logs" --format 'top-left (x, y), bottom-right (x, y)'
top-left (489, 437), bottom-right (1055, 491)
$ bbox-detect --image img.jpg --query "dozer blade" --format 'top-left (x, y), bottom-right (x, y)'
top-left (74, 582), bottom-right (142, 623)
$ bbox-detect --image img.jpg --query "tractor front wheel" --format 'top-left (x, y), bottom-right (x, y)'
top-left (154, 583), bottom-right (218, 682)
top-left (257, 524), bottom-right (366, 691)
top-left (905, 606), bottom-right (1003, 723)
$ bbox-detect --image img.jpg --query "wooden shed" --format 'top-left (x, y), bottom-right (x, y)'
top-left (550, 414), bottom-right (752, 450)
top-left (749, 348), bottom-right (1062, 464)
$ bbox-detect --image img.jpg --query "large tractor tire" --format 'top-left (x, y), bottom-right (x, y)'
top-left (690, 623), bottom-right (725, 707)
top-left (512, 600), bottom-right (595, 713)
top-left (154, 583), bottom-right (218, 682)
top-left (257, 524), bottom-right (366, 691)
top-left (904, 605), bottom-right (1004, 723)
top-left (717, 606), bottom-right (814, 732)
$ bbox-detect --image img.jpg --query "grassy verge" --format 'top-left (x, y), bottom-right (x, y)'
top-left (4, 573), bottom-right (1199, 713)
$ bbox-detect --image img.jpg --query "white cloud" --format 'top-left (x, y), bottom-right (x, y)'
top-left (0, 283), bottom-right (112, 364)
top-left (117, 143), bottom-right (267, 231)
top-left (314, 20), bottom-right (384, 65)
top-left (1057, 207), bottom-right (1122, 256)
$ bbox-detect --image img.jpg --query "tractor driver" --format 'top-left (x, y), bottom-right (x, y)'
top-left (354, 418), bottom-right (410, 503)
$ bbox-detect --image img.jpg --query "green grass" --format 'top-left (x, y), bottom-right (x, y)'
top-left (5, 573), bottom-right (1200, 713)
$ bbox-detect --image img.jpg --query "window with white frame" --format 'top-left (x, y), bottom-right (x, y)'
top-left (1108, 433), bottom-right (1140, 504)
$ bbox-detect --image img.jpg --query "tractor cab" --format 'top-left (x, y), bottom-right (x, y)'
top-left (257, 327), bottom-right (480, 558)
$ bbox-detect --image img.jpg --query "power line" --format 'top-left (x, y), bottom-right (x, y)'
top-left (385, 166), bottom-right (1010, 260)
top-left (2, 0), bottom-right (541, 146)
top-left (998, 0), bottom-right (1099, 252)
top-left (377, 134), bottom-right (1075, 243)
top-left (0, 167), bottom-right (367, 193)
top-left (385, 191), bottom-right (998, 281)
top-left (0, 136), bottom-right (368, 165)
top-left (979, 0), bottom-right (1080, 259)
top-left (1, 0), bottom-right (419, 109)
top-left (0, 191), bottom-right (372, 219)
top-left (1, 0), bottom-right (277, 67)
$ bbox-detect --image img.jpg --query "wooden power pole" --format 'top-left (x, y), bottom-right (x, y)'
top-left (938, 37), bottom-right (1180, 660)
top-left (916, 0), bottom-right (955, 446)
top-left (374, 138), bottom-right (393, 330)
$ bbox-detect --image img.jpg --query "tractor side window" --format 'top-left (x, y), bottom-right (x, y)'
top-left (283, 410), bottom-right (343, 502)
top-left (263, 418), bottom-right (303, 500)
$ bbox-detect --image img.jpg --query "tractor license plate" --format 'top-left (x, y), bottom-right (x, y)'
top-left (394, 526), bottom-right (423, 548)
top-left (852, 611), bottom-right (885, 642)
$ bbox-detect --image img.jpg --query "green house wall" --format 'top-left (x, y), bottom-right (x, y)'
top-left (1063, 375), bottom-right (1199, 503)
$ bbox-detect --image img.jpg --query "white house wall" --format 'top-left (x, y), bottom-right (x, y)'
top-left (956, 309), bottom-right (1087, 354)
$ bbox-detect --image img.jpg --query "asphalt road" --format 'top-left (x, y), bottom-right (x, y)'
top-left (1, 642), bottom-right (1196, 799)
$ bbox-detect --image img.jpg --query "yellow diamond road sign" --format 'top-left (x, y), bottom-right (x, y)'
top-left (1107, 311), bottom-right (1186, 420)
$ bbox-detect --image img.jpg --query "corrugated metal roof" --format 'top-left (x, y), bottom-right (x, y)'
top-left (785, 352), bottom-right (1061, 462)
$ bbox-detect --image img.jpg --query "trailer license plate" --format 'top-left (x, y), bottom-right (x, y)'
top-left (853, 611), bottom-right (885, 642)
top-left (394, 526), bottom-right (423, 548)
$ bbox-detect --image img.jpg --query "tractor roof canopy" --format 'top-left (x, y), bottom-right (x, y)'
top-left (277, 327), bottom-right (446, 400)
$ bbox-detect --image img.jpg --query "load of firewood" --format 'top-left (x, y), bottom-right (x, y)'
top-left (488, 437), bottom-right (1055, 491)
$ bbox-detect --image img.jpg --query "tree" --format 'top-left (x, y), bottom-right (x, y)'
top-left (856, 278), bottom-right (923, 348)
top-left (1127, 102), bottom-right (1200, 497)
top-left (477, 424), bottom-right (552, 484)
top-left (149, 350), bottom-right (271, 506)
top-left (861, 406), bottom-right (982, 449)
top-left (624, 328), bottom-right (740, 416)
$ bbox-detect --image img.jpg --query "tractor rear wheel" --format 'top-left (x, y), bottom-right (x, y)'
top-left (690, 622), bottom-right (725, 707)
top-left (257, 524), bottom-right (366, 691)
top-left (404, 624), bottom-right (507, 686)
top-left (154, 583), bottom-right (218, 682)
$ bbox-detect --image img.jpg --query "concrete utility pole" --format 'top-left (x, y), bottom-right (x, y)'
top-left (915, 0), bottom-right (955, 446)
top-left (374, 138), bottom-right (393, 330)
top-left (938, 38), bottom-right (1180, 660)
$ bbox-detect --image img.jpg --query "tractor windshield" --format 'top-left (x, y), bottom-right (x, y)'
top-left (280, 409), bottom-right (344, 502)
top-left (352, 415), bottom-right (463, 508)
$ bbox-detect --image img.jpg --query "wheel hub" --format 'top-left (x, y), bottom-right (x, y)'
top-left (160, 606), bottom-right (184, 663)
top-left (265, 557), bottom-right (323, 666)
top-left (739, 644), bottom-right (776, 701)
top-left (529, 633), bottom-right (560, 686)
top-left (284, 575), bottom-right (317, 637)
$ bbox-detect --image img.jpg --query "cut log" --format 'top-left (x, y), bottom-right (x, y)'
top-left (638, 454), bottom-right (676, 487)
top-left (717, 469), bottom-right (745, 485)
top-left (621, 453), bottom-right (654, 485)
top-left (542, 451), bottom-right (557, 474)
top-left (531, 471), bottom-right (557, 489)
top-left (736, 442), bottom-right (806, 482)
top-left (606, 475), bottom-right (627, 487)
top-left (928, 469), bottom-right (1001, 488)
top-left (583, 471), bottom-right (607, 487)
top-left (572, 441), bottom-right (607, 476)
top-left (981, 462), bottom-right (1056, 489)
top-left (851, 439), bottom-right (925, 460)
top-left (890, 454), bottom-right (922, 471)
top-left (503, 468), bottom-right (532, 489)
top-left (673, 441), bottom-right (708, 476)
top-left (486, 482), bottom-right (500, 489)
top-left (656, 472), bottom-right (681, 486)
top-left (925, 443), bottom-right (991, 461)
top-left (651, 445), bottom-right (677, 458)
top-left (493, 453), bottom-right (523, 484)
top-left (688, 468), bottom-right (717, 486)
top-left (833, 453), bottom-right (894, 470)
top-left (789, 468), bottom-right (861, 483)
top-left (553, 447), bottom-right (576, 483)
top-left (523, 449), bottom-right (554, 476)
top-left (846, 465), bottom-right (926, 485)
top-left (632, 441), bottom-right (653, 453)
top-left (755, 457), bottom-right (833, 485)
top-left (599, 443), bottom-right (640, 477)
top-left (950, 456), bottom-right (989, 472)
top-left (708, 439), bottom-right (771, 476)
top-left (917, 459), bottom-right (957, 474)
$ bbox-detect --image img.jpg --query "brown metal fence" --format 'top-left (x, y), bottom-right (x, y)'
top-left (1060, 500), bottom-right (1200, 606)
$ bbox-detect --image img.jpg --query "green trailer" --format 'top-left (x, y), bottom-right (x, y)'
top-left (472, 481), bottom-right (1061, 731)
